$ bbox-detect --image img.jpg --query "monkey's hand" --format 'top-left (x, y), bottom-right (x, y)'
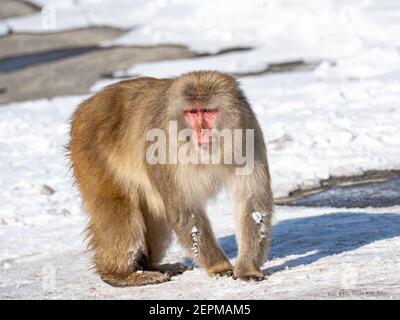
top-left (206, 260), bottom-right (234, 278)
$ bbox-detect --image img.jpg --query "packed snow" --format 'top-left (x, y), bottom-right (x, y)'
top-left (1, 0), bottom-right (400, 299)
top-left (1, 204), bottom-right (400, 299)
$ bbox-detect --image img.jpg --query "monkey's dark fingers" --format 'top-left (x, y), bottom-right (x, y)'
top-left (232, 274), bottom-right (266, 282)
top-left (153, 263), bottom-right (193, 276)
top-left (165, 269), bottom-right (187, 277)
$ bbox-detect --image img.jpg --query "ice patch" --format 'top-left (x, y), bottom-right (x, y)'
top-left (251, 211), bottom-right (263, 224)
top-left (191, 224), bottom-right (199, 257)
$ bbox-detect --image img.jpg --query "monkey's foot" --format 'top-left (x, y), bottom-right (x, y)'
top-left (233, 270), bottom-right (266, 282)
top-left (152, 263), bottom-right (193, 276)
top-left (214, 269), bottom-right (234, 278)
top-left (206, 260), bottom-right (234, 278)
top-left (100, 271), bottom-right (170, 287)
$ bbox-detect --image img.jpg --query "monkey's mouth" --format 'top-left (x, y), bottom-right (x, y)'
top-left (183, 108), bottom-right (219, 147)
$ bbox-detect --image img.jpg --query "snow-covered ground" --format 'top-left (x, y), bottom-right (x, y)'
top-left (1, 0), bottom-right (400, 299)
top-left (1, 205), bottom-right (400, 299)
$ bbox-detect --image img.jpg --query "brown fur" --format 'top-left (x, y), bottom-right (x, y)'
top-left (68, 71), bottom-right (273, 286)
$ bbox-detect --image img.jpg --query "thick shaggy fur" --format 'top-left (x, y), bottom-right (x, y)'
top-left (69, 71), bottom-right (273, 287)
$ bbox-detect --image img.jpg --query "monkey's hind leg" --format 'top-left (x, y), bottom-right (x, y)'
top-left (86, 196), bottom-right (170, 287)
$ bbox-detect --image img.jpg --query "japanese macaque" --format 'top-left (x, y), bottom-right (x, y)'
top-left (68, 71), bottom-right (273, 287)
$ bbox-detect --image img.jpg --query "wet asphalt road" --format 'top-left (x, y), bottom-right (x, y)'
top-left (286, 174), bottom-right (400, 208)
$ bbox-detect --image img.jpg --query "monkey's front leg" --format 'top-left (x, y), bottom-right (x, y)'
top-left (234, 196), bottom-right (272, 281)
top-left (168, 207), bottom-right (233, 277)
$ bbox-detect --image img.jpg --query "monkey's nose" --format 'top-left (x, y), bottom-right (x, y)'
top-left (196, 114), bottom-right (203, 127)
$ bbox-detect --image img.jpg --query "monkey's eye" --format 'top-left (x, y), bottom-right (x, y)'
top-left (203, 109), bottom-right (210, 113)
top-left (189, 109), bottom-right (197, 114)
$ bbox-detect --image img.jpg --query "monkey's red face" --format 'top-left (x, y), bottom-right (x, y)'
top-left (183, 108), bottom-right (219, 146)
